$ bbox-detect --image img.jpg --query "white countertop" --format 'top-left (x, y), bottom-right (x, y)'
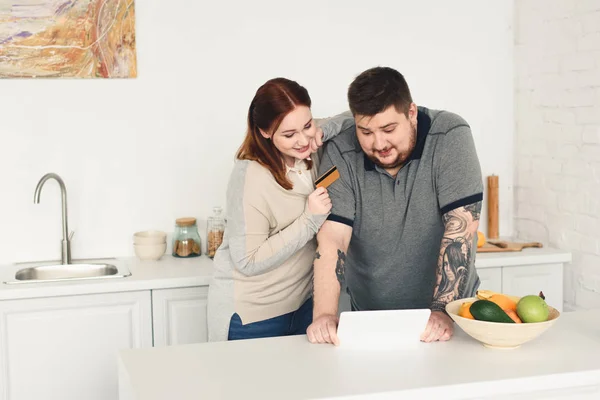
top-left (118, 309), bottom-right (600, 400)
top-left (0, 255), bottom-right (213, 301)
top-left (0, 246), bottom-right (572, 301)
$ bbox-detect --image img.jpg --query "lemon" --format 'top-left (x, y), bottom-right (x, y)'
top-left (477, 231), bottom-right (486, 248)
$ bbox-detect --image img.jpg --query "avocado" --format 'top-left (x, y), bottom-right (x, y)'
top-left (469, 300), bottom-right (515, 323)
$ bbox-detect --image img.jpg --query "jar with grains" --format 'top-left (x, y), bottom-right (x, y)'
top-left (172, 217), bottom-right (201, 258)
top-left (206, 206), bottom-right (225, 258)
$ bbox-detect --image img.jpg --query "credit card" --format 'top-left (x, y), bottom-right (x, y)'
top-left (315, 166), bottom-right (340, 188)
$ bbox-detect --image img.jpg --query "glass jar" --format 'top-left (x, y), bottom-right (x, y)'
top-left (172, 217), bottom-right (201, 258)
top-left (206, 206), bottom-right (225, 259)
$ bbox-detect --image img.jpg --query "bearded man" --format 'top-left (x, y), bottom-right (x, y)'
top-left (307, 66), bottom-right (484, 345)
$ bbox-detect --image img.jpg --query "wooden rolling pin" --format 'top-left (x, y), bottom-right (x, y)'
top-left (487, 175), bottom-right (499, 239)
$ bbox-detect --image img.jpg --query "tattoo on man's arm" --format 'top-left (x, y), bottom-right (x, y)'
top-left (463, 202), bottom-right (481, 221)
top-left (335, 249), bottom-right (346, 286)
top-left (433, 202), bottom-right (482, 310)
top-left (311, 251), bottom-right (321, 296)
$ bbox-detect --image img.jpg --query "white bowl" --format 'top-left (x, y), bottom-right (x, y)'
top-left (133, 231), bottom-right (167, 245)
top-left (133, 243), bottom-right (167, 261)
top-left (446, 296), bottom-right (560, 349)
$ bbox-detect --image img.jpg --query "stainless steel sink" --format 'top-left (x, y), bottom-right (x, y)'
top-left (6, 173), bottom-right (134, 285)
top-left (4, 263), bottom-right (131, 285)
top-left (6, 174), bottom-right (133, 285)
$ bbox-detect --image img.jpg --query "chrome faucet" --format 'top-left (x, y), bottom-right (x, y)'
top-left (34, 173), bottom-right (73, 265)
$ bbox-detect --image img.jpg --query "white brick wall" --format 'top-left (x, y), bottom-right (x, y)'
top-left (516, 0), bottom-right (600, 310)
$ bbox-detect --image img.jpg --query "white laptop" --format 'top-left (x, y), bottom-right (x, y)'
top-left (336, 309), bottom-right (431, 350)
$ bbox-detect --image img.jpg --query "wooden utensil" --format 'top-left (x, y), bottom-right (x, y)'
top-left (487, 175), bottom-right (499, 239)
top-left (477, 242), bottom-right (514, 253)
top-left (477, 240), bottom-right (543, 253)
top-left (488, 240), bottom-right (543, 250)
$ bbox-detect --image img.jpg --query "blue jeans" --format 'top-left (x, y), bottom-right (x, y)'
top-left (228, 298), bottom-right (313, 341)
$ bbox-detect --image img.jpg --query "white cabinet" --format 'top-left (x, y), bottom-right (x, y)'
top-left (151, 287), bottom-right (208, 347)
top-left (0, 291), bottom-right (152, 400)
top-left (475, 267), bottom-right (502, 294)
top-left (502, 263), bottom-right (563, 312)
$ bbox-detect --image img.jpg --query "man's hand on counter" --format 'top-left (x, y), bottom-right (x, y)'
top-left (308, 310), bottom-right (454, 346)
top-left (307, 314), bottom-right (340, 346)
top-left (420, 310), bottom-right (454, 342)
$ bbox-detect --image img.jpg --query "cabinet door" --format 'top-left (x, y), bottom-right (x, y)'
top-left (0, 291), bottom-right (152, 400)
top-left (502, 263), bottom-right (564, 312)
top-left (152, 286), bottom-right (208, 347)
top-left (475, 267), bottom-right (503, 294)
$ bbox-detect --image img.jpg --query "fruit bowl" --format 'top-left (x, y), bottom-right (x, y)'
top-left (446, 295), bottom-right (560, 349)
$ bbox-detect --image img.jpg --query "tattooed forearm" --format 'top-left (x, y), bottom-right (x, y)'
top-left (432, 201), bottom-right (482, 311)
top-left (335, 249), bottom-right (346, 286)
top-left (312, 222), bottom-right (352, 317)
top-left (312, 249), bottom-right (343, 296)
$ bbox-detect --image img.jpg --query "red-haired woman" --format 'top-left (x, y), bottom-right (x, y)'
top-left (207, 77), bottom-right (352, 342)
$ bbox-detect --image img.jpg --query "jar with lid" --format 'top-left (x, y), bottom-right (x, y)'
top-left (172, 217), bottom-right (201, 258)
top-left (206, 206), bottom-right (225, 258)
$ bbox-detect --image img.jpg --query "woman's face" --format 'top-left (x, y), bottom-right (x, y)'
top-left (261, 106), bottom-right (316, 166)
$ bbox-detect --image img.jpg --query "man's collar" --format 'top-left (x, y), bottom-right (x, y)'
top-left (409, 106), bottom-right (431, 162)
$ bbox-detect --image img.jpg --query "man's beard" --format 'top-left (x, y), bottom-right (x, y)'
top-left (368, 122), bottom-right (417, 170)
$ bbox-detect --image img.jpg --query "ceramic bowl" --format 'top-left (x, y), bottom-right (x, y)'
top-left (446, 296), bottom-right (560, 349)
top-left (133, 231), bottom-right (167, 245)
top-left (133, 242), bottom-right (167, 261)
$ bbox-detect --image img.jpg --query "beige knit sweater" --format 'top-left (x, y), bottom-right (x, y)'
top-left (206, 112), bottom-right (354, 341)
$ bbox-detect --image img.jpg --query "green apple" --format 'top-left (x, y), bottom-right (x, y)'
top-left (517, 295), bottom-right (549, 323)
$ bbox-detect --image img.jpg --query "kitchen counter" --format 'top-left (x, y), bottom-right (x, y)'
top-left (0, 255), bottom-right (214, 301)
top-left (118, 309), bottom-right (600, 400)
top-left (0, 246), bottom-right (571, 301)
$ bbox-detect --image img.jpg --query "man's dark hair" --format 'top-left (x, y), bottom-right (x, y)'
top-left (348, 66), bottom-right (413, 117)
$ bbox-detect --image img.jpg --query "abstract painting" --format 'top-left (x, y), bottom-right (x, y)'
top-left (0, 0), bottom-right (136, 78)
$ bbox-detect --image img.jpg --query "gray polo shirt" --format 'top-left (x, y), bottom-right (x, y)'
top-left (319, 106), bottom-right (483, 311)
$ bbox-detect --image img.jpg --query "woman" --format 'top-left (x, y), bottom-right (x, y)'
top-left (207, 77), bottom-right (353, 342)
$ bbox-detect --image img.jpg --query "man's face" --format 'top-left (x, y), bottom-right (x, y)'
top-left (354, 104), bottom-right (418, 172)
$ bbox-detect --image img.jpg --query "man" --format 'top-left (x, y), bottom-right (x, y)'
top-left (307, 66), bottom-right (483, 345)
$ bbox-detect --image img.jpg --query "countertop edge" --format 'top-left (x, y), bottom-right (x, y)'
top-left (0, 276), bottom-right (213, 301)
top-left (320, 369), bottom-right (600, 399)
top-left (394, 370), bottom-right (597, 399)
top-left (475, 250), bottom-right (572, 268)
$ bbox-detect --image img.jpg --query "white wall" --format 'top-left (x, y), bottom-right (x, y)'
top-left (515, 0), bottom-right (600, 309)
top-left (0, 0), bottom-right (514, 264)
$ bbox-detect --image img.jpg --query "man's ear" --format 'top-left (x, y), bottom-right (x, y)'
top-left (408, 103), bottom-right (418, 123)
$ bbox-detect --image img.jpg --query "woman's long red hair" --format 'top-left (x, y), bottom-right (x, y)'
top-left (236, 78), bottom-right (313, 190)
